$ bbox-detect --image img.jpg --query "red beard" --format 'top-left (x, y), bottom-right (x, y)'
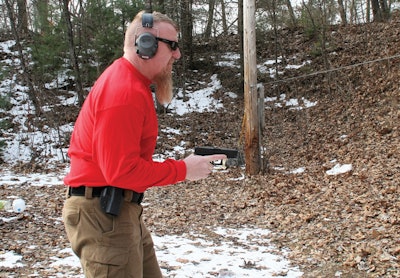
top-left (153, 66), bottom-right (173, 105)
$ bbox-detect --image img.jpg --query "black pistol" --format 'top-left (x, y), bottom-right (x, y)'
top-left (194, 146), bottom-right (244, 169)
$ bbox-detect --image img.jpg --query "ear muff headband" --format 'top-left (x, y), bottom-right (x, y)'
top-left (135, 13), bottom-right (158, 59)
top-left (142, 13), bottom-right (153, 28)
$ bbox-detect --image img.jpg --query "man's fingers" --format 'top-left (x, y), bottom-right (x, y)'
top-left (204, 154), bottom-right (227, 162)
top-left (184, 154), bottom-right (229, 181)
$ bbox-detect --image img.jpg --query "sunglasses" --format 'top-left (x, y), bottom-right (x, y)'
top-left (156, 37), bottom-right (179, 51)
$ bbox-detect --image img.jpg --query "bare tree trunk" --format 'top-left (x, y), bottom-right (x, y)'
top-left (157, 0), bottom-right (166, 13)
top-left (204, 0), bottom-right (216, 39)
top-left (271, 0), bottom-right (280, 78)
top-left (144, 0), bottom-right (152, 12)
top-left (337, 0), bottom-right (347, 25)
top-left (285, 0), bottom-right (297, 28)
top-left (238, 0), bottom-right (244, 95)
top-left (60, 0), bottom-right (85, 106)
top-left (17, 0), bottom-right (29, 36)
top-left (180, 0), bottom-right (193, 67)
top-left (379, 0), bottom-right (390, 20)
top-left (350, 0), bottom-right (355, 23)
top-left (302, 0), bottom-right (317, 30)
top-left (371, 0), bottom-right (383, 21)
top-left (220, 0), bottom-right (228, 35)
top-left (172, 0), bottom-right (192, 112)
top-left (34, 0), bottom-right (50, 34)
top-left (5, 0), bottom-right (41, 115)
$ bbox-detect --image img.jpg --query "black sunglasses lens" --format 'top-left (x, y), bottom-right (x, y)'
top-left (157, 37), bottom-right (179, 51)
top-left (170, 42), bottom-right (178, 50)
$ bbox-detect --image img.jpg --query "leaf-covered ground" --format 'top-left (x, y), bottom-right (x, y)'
top-left (1, 17), bottom-right (400, 277)
top-left (153, 17), bottom-right (400, 277)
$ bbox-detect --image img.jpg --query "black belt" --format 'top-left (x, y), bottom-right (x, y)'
top-left (68, 186), bottom-right (144, 204)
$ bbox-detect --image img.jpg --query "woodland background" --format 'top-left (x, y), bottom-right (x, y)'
top-left (0, 0), bottom-right (400, 277)
top-left (0, 0), bottom-right (398, 161)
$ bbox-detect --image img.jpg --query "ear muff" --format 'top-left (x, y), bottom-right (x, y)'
top-left (136, 33), bottom-right (158, 59)
top-left (136, 13), bottom-right (158, 59)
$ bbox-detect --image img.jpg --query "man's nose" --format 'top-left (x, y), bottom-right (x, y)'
top-left (173, 48), bottom-right (181, 60)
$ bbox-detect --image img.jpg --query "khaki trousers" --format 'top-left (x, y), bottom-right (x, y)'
top-left (62, 194), bottom-right (162, 278)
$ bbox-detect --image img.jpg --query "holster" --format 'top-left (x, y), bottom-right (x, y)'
top-left (100, 186), bottom-right (124, 216)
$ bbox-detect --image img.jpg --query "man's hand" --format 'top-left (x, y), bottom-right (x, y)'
top-left (183, 154), bottom-right (227, 181)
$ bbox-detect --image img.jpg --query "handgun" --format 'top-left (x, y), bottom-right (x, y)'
top-left (194, 146), bottom-right (244, 169)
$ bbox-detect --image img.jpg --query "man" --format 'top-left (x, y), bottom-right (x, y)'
top-left (62, 10), bottom-right (226, 278)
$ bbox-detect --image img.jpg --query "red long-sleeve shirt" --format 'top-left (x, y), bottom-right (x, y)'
top-left (64, 57), bottom-right (186, 192)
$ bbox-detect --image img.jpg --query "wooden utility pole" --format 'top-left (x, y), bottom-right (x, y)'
top-left (243, 0), bottom-right (262, 174)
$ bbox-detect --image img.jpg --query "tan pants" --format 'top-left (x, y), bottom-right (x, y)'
top-left (62, 194), bottom-right (162, 278)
